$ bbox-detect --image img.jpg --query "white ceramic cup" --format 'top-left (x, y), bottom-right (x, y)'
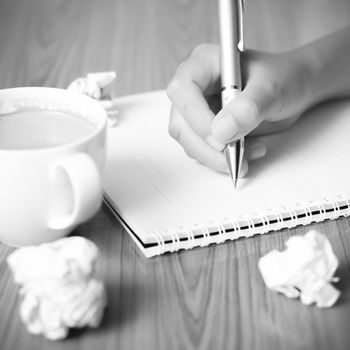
top-left (0, 87), bottom-right (107, 246)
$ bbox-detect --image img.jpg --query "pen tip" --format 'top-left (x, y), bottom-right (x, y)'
top-left (232, 178), bottom-right (238, 189)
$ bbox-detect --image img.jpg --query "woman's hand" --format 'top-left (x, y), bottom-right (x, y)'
top-left (166, 44), bottom-right (315, 175)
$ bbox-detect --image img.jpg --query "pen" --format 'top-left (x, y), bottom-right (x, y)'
top-left (218, 0), bottom-right (245, 188)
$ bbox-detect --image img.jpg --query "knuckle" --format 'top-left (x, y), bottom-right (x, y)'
top-left (168, 116), bottom-right (181, 141)
top-left (264, 78), bottom-right (283, 100)
top-left (166, 78), bottom-right (182, 101)
top-left (239, 158), bottom-right (249, 177)
top-left (242, 97), bottom-right (261, 124)
top-left (264, 79), bottom-right (286, 116)
top-left (191, 43), bottom-right (217, 58)
top-left (183, 147), bottom-right (196, 160)
top-left (213, 158), bottom-right (229, 173)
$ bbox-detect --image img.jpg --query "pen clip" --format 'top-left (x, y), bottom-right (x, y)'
top-left (238, 0), bottom-right (245, 52)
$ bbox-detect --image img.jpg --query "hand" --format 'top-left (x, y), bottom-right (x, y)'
top-left (166, 44), bottom-right (314, 175)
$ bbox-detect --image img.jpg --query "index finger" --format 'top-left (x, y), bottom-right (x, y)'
top-left (166, 44), bottom-right (221, 137)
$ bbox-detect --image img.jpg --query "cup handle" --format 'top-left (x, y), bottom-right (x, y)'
top-left (47, 153), bottom-right (102, 230)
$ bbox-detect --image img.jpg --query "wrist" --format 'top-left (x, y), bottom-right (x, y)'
top-left (295, 26), bottom-right (350, 106)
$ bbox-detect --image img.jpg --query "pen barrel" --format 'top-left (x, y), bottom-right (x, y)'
top-left (221, 87), bottom-right (240, 107)
top-left (218, 0), bottom-right (242, 95)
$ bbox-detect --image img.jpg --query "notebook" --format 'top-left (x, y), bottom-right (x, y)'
top-left (103, 91), bottom-right (350, 258)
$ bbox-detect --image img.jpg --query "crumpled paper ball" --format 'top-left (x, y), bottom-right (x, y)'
top-left (7, 236), bottom-right (107, 340)
top-left (258, 230), bottom-right (340, 308)
top-left (67, 71), bottom-right (118, 127)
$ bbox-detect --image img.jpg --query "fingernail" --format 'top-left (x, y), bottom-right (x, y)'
top-left (239, 159), bottom-right (248, 177)
top-left (250, 143), bottom-right (267, 160)
top-left (205, 134), bottom-right (226, 151)
top-left (212, 114), bottom-right (239, 142)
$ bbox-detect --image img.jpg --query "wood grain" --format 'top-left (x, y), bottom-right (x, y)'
top-left (1, 1), bottom-right (350, 349)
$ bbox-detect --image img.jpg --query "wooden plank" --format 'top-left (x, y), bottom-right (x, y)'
top-left (0, 0), bottom-right (350, 349)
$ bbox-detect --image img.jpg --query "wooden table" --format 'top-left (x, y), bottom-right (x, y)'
top-left (1, 1), bottom-right (350, 349)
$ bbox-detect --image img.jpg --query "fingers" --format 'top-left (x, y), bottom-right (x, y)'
top-left (210, 78), bottom-right (284, 146)
top-left (167, 45), bottom-right (282, 176)
top-left (233, 141), bottom-right (267, 178)
top-left (167, 44), bottom-right (221, 137)
top-left (169, 106), bottom-right (227, 172)
top-left (170, 106), bottom-right (266, 173)
top-left (247, 141), bottom-right (267, 161)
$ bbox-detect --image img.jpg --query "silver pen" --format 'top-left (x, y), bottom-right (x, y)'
top-left (218, 0), bottom-right (245, 188)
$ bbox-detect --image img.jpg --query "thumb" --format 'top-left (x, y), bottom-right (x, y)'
top-left (210, 81), bottom-right (281, 144)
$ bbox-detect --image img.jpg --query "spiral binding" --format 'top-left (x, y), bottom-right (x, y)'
top-left (336, 195), bottom-right (350, 217)
top-left (223, 216), bottom-right (241, 240)
top-left (268, 208), bottom-right (284, 231)
top-left (314, 200), bottom-right (327, 222)
top-left (151, 230), bottom-right (166, 255)
top-left (280, 206), bottom-right (295, 229)
top-left (168, 228), bottom-right (180, 253)
top-left (208, 221), bottom-right (226, 244)
top-left (332, 200), bottom-right (341, 220)
top-left (323, 198), bottom-right (341, 221)
top-left (181, 225), bottom-right (195, 250)
top-left (240, 213), bottom-right (256, 237)
top-left (149, 197), bottom-right (350, 256)
top-left (295, 202), bottom-right (313, 226)
top-left (231, 217), bottom-right (241, 239)
top-left (259, 214), bottom-right (270, 234)
top-left (344, 198), bottom-right (350, 217)
top-left (194, 223), bottom-right (210, 247)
